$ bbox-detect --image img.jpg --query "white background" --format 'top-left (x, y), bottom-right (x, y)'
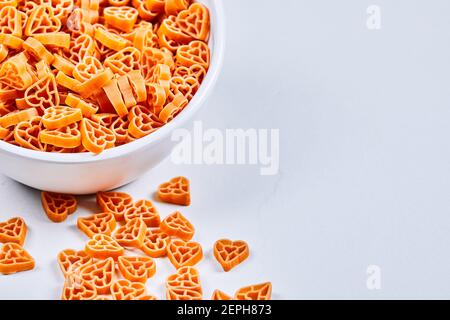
top-left (2, 0), bottom-right (450, 299)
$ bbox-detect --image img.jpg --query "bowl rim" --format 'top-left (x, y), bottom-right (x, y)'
top-left (0, 0), bottom-right (225, 164)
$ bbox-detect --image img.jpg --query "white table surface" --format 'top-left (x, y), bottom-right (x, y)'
top-left (2, 0), bottom-right (450, 299)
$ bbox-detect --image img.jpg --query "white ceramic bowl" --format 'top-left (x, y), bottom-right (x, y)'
top-left (0, 0), bottom-right (224, 194)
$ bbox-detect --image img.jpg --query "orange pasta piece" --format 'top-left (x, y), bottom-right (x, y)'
top-left (39, 122), bottom-right (82, 148)
top-left (158, 92), bottom-right (188, 123)
top-left (124, 199), bottom-right (160, 227)
top-left (166, 266), bottom-right (202, 300)
top-left (41, 191), bottom-right (77, 223)
top-left (65, 93), bottom-right (99, 117)
top-left (144, 0), bottom-right (165, 13)
top-left (73, 56), bottom-right (104, 82)
top-left (213, 239), bottom-right (249, 272)
top-left (110, 116), bottom-right (133, 144)
top-left (79, 257), bottom-right (114, 294)
top-left (127, 105), bottom-right (162, 139)
top-left (80, 0), bottom-right (100, 24)
top-left (117, 75), bottom-right (136, 108)
top-left (77, 212), bottom-right (117, 238)
top-left (140, 47), bottom-right (174, 82)
top-left (57, 249), bottom-right (92, 276)
top-left (77, 68), bottom-right (114, 98)
top-left (126, 70), bottom-right (146, 102)
top-left (14, 116), bottom-right (45, 151)
top-left (103, 6), bottom-right (138, 32)
top-left (24, 4), bottom-right (62, 36)
top-left (22, 37), bottom-right (54, 64)
top-left (104, 47), bottom-right (140, 75)
top-left (96, 191), bottom-right (133, 221)
top-left (212, 290), bottom-right (232, 301)
top-left (113, 217), bottom-right (147, 248)
top-left (65, 34), bottom-right (96, 64)
top-left (0, 53), bottom-right (34, 90)
top-left (0, 217), bottom-right (27, 246)
top-left (235, 283), bottom-right (272, 301)
top-left (0, 6), bottom-right (22, 36)
top-left (91, 113), bottom-right (119, 127)
top-left (52, 54), bottom-right (75, 76)
top-left (52, 0), bottom-right (74, 23)
top-left (42, 106), bottom-right (82, 130)
top-left (117, 256), bottom-right (156, 283)
top-left (176, 40), bottom-right (210, 70)
top-left (0, 45), bottom-right (7, 63)
top-left (111, 279), bottom-right (148, 300)
top-left (55, 71), bottom-right (82, 93)
top-left (85, 233), bottom-right (124, 260)
top-left (0, 33), bottom-right (24, 49)
top-left (0, 125), bottom-right (9, 139)
top-left (174, 63), bottom-right (207, 82)
top-left (158, 176), bottom-right (191, 206)
top-left (164, 0), bottom-right (188, 16)
top-left (169, 75), bottom-right (199, 101)
top-left (0, 243), bottom-right (35, 275)
top-left (80, 117), bottom-right (116, 153)
top-left (140, 228), bottom-right (170, 258)
top-left (167, 239), bottom-right (203, 269)
top-left (158, 16), bottom-right (192, 44)
top-left (176, 3), bottom-right (210, 42)
top-left (35, 60), bottom-right (52, 79)
top-left (147, 82), bottom-right (167, 116)
top-left (102, 78), bottom-right (128, 117)
top-left (62, 275), bottom-right (97, 300)
top-left (32, 32), bottom-right (71, 49)
top-left (160, 211), bottom-right (194, 241)
top-left (23, 73), bottom-right (59, 114)
top-left (0, 109), bottom-right (38, 128)
top-left (94, 26), bottom-right (129, 51)
top-left (132, 0), bottom-right (159, 21)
